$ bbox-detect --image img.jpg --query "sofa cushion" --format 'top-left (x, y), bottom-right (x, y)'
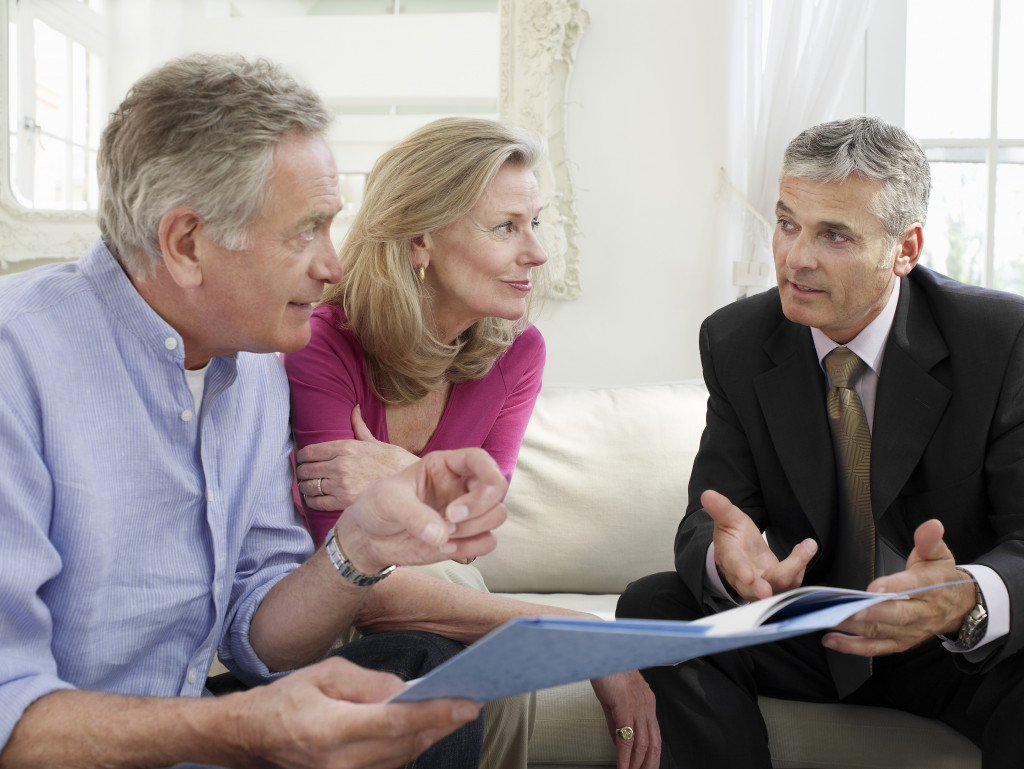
top-left (476, 381), bottom-right (708, 595)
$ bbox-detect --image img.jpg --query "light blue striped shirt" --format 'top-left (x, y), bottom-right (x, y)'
top-left (0, 240), bottom-right (315, 749)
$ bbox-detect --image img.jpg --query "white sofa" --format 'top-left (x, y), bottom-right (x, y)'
top-left (474, 381), bottom-right (982, 769)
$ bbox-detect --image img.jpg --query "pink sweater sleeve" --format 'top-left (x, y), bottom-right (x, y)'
top-left (479, 325), bottom-right (546, 485)
top-left (282, 306), bottom-right (371, 542)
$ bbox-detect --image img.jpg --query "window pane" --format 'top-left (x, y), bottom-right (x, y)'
top-left (921, 162), bottom-right (987, 285)
top-left (906, 0), bottom-right (992, 139)
top-left (7, 19), bottom-right (16, 136)
top-left (71, 144), bottom-right (88, 210)
top-left (34, 138), bottom-right (69, 209)
top-left (993, 161), bottom-right (1024, 293)
top-left (72, 42), bottom-right (87, 145)
top-left (88, 52), bottom-right (104, 148)
top-left (34, 20), bottom-right (70, 140)
top-left (998, 0), bottom-right (1024, 138)
top-left (87, 149), bottom-right (99, 209)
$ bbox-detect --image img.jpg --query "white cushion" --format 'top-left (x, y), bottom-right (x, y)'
top-left (476, 381), bottom-right (708, 595)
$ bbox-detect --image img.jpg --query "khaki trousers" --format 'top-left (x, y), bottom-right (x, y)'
top-left (410, 561), bottom-right (536, 769)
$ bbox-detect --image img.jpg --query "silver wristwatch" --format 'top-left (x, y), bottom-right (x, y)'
top-left (325, 530), bottom-right (396, 587)
top-left (953, 573), bottom-right (988, 651)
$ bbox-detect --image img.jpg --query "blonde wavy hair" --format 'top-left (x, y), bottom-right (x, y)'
top-left (323, 117), bottom-right (546, 404)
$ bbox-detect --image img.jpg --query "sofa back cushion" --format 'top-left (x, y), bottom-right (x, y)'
top-left (476, 381), bottom-right (709, 595)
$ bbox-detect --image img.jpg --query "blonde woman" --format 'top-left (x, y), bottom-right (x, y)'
top-left (283, 118), bottom-right (659, 769)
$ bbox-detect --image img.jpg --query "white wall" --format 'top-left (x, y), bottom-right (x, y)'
top-left (535, 0), bottom-right (733, 385)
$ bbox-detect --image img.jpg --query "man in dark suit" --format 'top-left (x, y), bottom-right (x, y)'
top-left (618, 116), bottom-right (1024, 768)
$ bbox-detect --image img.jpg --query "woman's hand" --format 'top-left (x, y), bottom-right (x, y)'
top-left (297, 405), bottom-right (419, 511)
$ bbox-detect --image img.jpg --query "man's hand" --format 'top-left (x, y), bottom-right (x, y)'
top-left (0, 661), bottom-right (481, 769)
top-left (824, 519), bottom-right (977, 657)
top-left (590, 671), bottom-right (661, 769)
top-left (296, 406), bottom-right (419, 512)
top-left (232, 656), bottom-right (481, 769)
top-left (334, 448), bottom-right (508, 574)
top-left (704, 489), bottom-right (817, 601)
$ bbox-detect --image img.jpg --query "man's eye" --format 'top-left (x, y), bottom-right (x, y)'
top-left (826, 230), bottom-right (848, 243)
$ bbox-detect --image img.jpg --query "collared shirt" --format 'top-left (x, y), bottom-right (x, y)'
top-left (707, 277), bottom-right (1006, 655)
top-left (810, 278), bottom-right (1007, 655)
top-left (0, 240), bottom-right (314, 749)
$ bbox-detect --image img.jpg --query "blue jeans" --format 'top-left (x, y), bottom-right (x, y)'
top-left (205, 630), bottom-right (483, 769)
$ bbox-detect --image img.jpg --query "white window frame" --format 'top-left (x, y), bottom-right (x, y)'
top-left (1, 0), bottom-right (104, 272)
top-left (866, 0), bottom-right (1023, 292)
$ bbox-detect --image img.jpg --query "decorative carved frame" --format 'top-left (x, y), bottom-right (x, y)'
top-left (499, 0), bottom-right (588, 299)
top-left (0, 0), bottom-right (590, 294)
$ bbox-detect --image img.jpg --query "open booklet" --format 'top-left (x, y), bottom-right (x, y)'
top-left (390, 581), bottom-right (964, 704)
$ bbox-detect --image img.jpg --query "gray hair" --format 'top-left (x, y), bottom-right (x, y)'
top-left (781, 115), bottom-right (931, 247)
top-left (97, 54), bottom-right (332, 276)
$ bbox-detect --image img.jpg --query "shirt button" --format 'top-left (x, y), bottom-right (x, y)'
top-left (180, 409), bottom-right (194, 422)
top-left (187, 669), bottom-right (197, 684)
top-left (164, 337), bottom-right (178, 350)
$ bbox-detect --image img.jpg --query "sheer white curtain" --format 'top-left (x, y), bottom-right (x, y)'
top-left (710, 0), bottom-right (878, 305)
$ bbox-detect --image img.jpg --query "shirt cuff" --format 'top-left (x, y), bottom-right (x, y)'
top-left (705, 542), bottom-right (744, 605)
top-left (941, 563), bottom-right (1008, 657)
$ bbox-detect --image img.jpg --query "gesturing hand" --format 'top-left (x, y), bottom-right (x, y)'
top-left (297, 405), bottom-right (419, 512)
top-left (824, 519), bottom-right (977, 657)
top-left (237, 655), bottom-right (481, 769)
top-left (703, 489), bottom-right (817, 601)
top-left (333, 448), bottom-right (508, 574)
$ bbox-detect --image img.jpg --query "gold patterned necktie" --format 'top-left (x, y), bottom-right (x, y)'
top-left (824, 347), bottom-right (875, 589)
top-left (824, 347), bottom-right (875, 696)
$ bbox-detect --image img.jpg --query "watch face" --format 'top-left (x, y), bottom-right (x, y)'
top-left (957, 605), bottom-right (988, 650)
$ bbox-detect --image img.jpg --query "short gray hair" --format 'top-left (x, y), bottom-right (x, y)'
top-left (781, 115), bottom-right (931, 246)
top-left (97, 54), bottom-right (332, 276)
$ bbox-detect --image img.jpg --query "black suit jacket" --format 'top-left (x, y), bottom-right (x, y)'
top-left (677, 266), bottom-right (1024, 668)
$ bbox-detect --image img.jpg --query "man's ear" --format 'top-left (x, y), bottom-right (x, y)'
top-left (893, 222), bottom-right (923, 277)
top-left (158, 208), bottom-right (205, 289)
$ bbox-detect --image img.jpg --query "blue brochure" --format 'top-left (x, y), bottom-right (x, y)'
top-left (390, 582), bottom-right (963, 703)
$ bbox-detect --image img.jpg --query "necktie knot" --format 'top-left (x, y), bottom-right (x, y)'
top-left (825, 347), bottom-right (866, 389)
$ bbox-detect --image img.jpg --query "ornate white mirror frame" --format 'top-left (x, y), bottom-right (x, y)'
top-left (500, 0), bottom-right (588, 299)
top-left (1, 0), bottom-right (589, 298)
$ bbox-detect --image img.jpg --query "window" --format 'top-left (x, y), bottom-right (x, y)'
top-left (7, 0), bottom-right (106, 210)
top-left (905, 0), bottom-right (1024, 293)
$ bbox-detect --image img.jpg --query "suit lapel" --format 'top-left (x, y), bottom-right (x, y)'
top-left (872, 276), bottom-right (951, 530)
top-left (755, 319), bottom-right (836, 543)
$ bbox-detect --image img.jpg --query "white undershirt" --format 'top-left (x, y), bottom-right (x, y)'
top-left (184, 363), bottom-right (209, 412)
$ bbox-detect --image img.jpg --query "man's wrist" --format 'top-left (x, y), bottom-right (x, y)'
top-left (325, 529), bottom-right (396, 588)
top-left (942, 568), bottom-right (988, 651)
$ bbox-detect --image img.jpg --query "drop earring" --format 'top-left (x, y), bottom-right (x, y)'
top-left (418, 264), bottom-right (426, 284)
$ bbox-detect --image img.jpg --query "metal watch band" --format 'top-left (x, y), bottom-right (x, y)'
top-left (954, 571), bottom-right (988, 651)
top-left (325, 531), bottom-right (396, 587)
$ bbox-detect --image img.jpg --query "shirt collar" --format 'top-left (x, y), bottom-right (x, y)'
top-left (811, 276), bottom-right (900, 376)
top-left (79, 239), bottom-right (237, 378)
